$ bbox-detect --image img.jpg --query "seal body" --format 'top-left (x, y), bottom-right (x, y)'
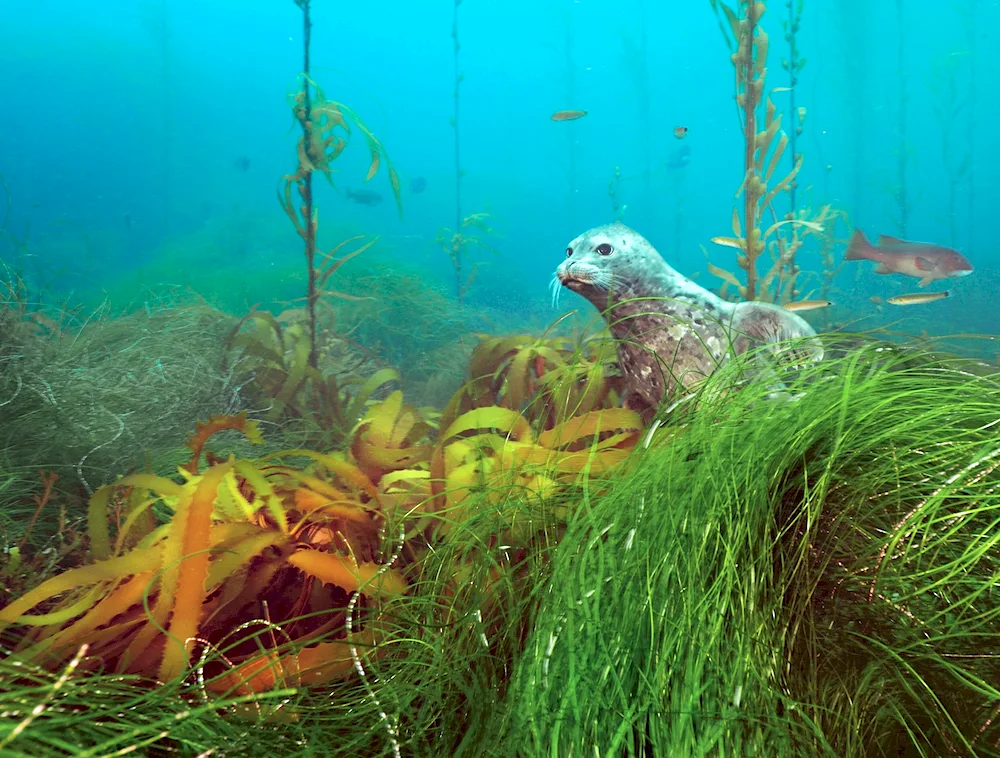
top-left (555, 222), bottom-right (821, 421)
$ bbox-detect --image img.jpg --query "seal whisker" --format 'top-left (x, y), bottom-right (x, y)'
top-left (549, 275), bottom-right (562, 309)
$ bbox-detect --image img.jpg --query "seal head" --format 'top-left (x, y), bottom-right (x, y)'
top-left (556, 222), bottom-right (822, 421)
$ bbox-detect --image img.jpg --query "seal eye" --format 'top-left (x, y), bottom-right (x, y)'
top-left (565, 247), bottom-right (573, 258)
top-left (596, 242), bottom-right (614, 256)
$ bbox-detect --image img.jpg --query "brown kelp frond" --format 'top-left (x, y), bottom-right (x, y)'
top-left (0, 335), bottom-right (643, 705)
top-left (224, 307), bottom-right (394, 446)
top-left (441, 327), bottom-right (623, 433)
top-left (280, 34), bottom-right (401, 370)
top-left (281, 79), bottom-right (402, 218)
top-left (0, 413), bottom-right (404, 691)
top-left (435, 211), bottom-right (504, 303)
top-left (707, 0), bottom-right (839, 304)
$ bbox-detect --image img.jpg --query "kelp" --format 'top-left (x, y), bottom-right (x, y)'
top-left (0, 335), bottom-right (644, 703)
top-left (707, 0), bottom-right (834, 304)
top-left (442, 327), bottom-right (624, 433)
top-left (282, 0), bottom-right (401, 367)
top-left (0, 413), bottom-right (405, 693)
top-left (225, 307), bottom-right (398, 445)
top-left (435, 211), bottom-right (502, 303)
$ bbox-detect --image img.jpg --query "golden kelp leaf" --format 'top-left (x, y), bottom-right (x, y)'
top-left (707, 262), bottom-right (744, 290)
top-left (317, 235), bottom-right (378, 289)
top-left (204, 529), bottom-right (290, 590)
top-left (365, 147), bottom-right (380, 182)
top-left (184, 412), bottom-right (264, 475)
top-left (343, 368), bottom-right (401, 428)
top-left (387, 165), bottom-right (402, 216)
top-left (287, 549), bottom-right (406, 596)
top-left (536, 408), bottom-right (643, 450)
top-left (206, 627), bottom-right (375, 696)
top-left (0, 547), bottom-right (162, 627)
top-left (30, 572), bottom-right (155, 660)
top-left (262, 449), bottom-right (380, 503)
top-left (159, 459), bottom-right (235, 682)
top-left (762, 153), bottom-right (802, 208)
top-left (232, 460), bottom-right (289, 534)
top-left (731, 207), bottom-right (742, 239)
top-left (764, 133), bottom-right (788, 183)
top-left (440, 406), bottom-right (533, 444)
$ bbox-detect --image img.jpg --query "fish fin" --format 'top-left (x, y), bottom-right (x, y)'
top-left (918, 276), bottom-right (935, 287)
top-left (845, 229), bottom-right (873, 261)
top-left (877, 234), bottom-right (905, 245)
top-left (874, 263), bottom-right (892, 274)
top-left (915, 257), bottom-right (935, 271)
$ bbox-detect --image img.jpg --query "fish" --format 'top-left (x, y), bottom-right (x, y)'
top-left (345, 187), bottom-right (383, 206)
top-left (233, 156), bottom-right (250, 172)
top-left (673, 126), bottom-right (688, 139)
top-left (845, 229), bottom-right (973, 287)
top-left (782, 299), bottom-right (831, 312)
top-left (666, 144), bottom-right (691, 170)
top-left (886, 291), bottom-right (950, 306)
top-left (410, 176), bottom-right (427, 194)
top-left (551, 110), bottom-right (587, 121)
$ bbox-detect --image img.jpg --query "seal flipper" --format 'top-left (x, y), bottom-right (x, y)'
top-left (728, 301), bottom-right (824, 368)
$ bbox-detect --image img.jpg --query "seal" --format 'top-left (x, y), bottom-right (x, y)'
top-left (554, 222), bottom-right (822, 421)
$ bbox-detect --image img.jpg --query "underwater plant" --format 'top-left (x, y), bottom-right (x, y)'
top-left (779, 0), bottom-right (805, 217)
top-left (434, 212), bottom-right (502, 303)
top-left (707, 0), bottom-right (823, 303)
top-left (224, 307), bottom-right (400, 449)
top-left (3, 340), bottom-right (998, 755)
top-left (607, 165), bottom-right (631, 221)
top-left (281, 0), bottom-right (401, 369)
top-left (0, 413), bottom-right (407, 689)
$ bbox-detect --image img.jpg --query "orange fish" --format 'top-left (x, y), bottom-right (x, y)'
top-left (551, 110), bottom-right (587, 122)
top-left (846, 229), bottom-right (973, 287)
top-left (673, 126), bottom-right (688, 139)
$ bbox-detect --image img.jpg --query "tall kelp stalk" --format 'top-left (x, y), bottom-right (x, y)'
top-left (451, 0), bottom-right (464, 247)
top-left (894, 0), bottom-right (909, 237)
top-left (446, 0), bottom-right (468, 301)
top-left (708, 0), bottom-right (822, 304)
top-left (281, 0), bottom-right (400, 368)
top-left (436, 0), bottom-right (502, 303)
top-left (780, 0), bottom-right (805, 217)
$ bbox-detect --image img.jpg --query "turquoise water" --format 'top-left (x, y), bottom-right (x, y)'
top-left (0, 0), bottom-right (997, 344)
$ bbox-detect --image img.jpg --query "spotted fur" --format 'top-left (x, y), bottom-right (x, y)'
top-left (555, 222), bottom-right (822, 421)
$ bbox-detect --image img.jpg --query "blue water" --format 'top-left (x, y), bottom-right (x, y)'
top-left (1, 0), bottom-right (997, 341)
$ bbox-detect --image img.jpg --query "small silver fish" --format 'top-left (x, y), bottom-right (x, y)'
top-left (782, 299), bottom-right (831, 313)
top-left (886, 291), bottom-right (950, 306)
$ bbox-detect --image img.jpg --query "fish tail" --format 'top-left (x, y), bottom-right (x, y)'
top-left (845, 229), bottom-right (874, 260)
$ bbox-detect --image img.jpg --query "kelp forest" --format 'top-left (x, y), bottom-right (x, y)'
top-left (0, 1), bottom-right (997, 756)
